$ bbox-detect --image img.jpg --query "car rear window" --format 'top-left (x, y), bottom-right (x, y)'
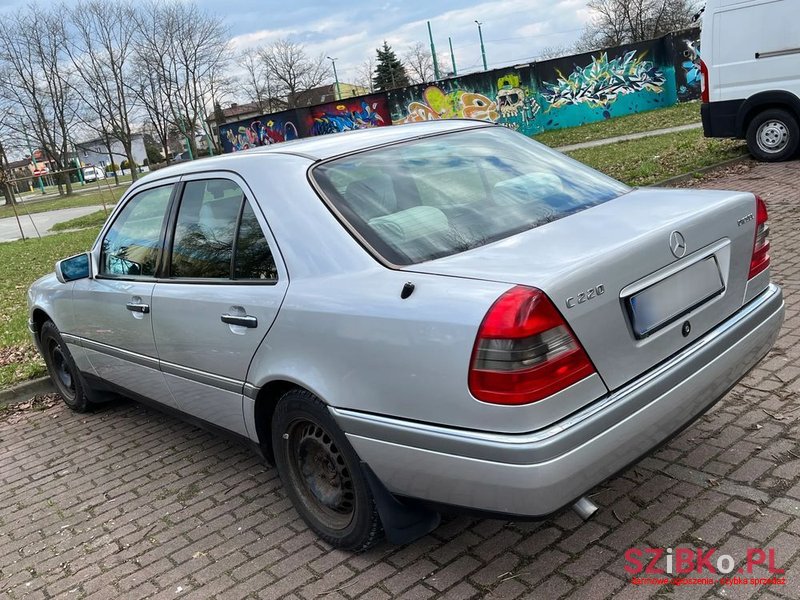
top-left (311, 126), bottom-right (629, 266)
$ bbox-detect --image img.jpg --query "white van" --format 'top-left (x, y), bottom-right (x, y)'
top-left (81, 165), bottom-right (106, 183)
top-left (700, 0), bottom-right (800, 161)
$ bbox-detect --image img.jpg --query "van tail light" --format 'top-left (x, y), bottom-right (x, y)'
top-left (749, 195), bottom-right (770, 279)
top-left (469, 286), bottom-right (596, 405)
top-left (700, 59), bottom-right (709, 103)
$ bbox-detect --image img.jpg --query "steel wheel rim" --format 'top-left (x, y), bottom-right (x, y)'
top-left (48, 340), bottom-right (75, 399)
top-left (757, 120), bottom-right (789, 154)
top-left (285, 418), bottom-right (355, 530)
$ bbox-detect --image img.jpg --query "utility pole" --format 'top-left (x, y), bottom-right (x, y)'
top-left (475, 20), bottom-right (488, 71)
top-left (427, 21), bottom-right (441, 80)
top-left (449, 37), bottom-right (458, 76)
top-left (327, 56), bottom-right (341, 100)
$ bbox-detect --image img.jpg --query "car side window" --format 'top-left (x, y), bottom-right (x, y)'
top-left (170, 179), bottom-right (277, 282)
top-left (171, 180), bottom-right (242, 278)
top-left (234, 201), bottom-right (278, 280)
top-left (100, 184), bottom-right (173, 277)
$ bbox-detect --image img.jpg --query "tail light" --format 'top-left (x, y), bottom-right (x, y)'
top-left (700, 59), bottom-right (709, 103)
top-left (469, 286), bottom-right (596, 405)
top-left (749, 195), bottom-right (770, 279)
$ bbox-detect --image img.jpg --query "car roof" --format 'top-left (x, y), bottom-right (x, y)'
top-left (149, 120), bottom-right (491, 179)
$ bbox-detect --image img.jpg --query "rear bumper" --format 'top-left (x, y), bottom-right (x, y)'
top-left (332, 283), bottom-right (784, 516)
top-left (702, 99), bottom-right (744, 138)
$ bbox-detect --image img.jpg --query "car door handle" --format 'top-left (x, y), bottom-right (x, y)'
top-left (220, 314), bottom-right (258, 328)
top-left (126, 302), bottom-right (150, 314)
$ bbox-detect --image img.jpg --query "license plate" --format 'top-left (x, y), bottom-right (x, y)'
top-left (627, 257), bottom-right (724, 338)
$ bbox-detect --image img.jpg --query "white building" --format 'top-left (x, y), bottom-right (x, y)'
top-left (75, 133), bottom-right (148, 169)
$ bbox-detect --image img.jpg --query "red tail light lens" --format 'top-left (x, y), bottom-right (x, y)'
top-left (749, 195), bottom-right (770, 279)
top-left (700, 59), bottom-right (709, 103)
top-left (469, 286), bottom-right (596, 405)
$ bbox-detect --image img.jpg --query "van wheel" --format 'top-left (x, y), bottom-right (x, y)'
top-left (271, 389), bottom-right (383, 551)
top-left (746, 108), bottom-right (799, 162)
top-left (40, 321), bottom-right (91, 412)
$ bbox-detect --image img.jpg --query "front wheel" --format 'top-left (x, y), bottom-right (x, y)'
top-left (746, 108), bottom-right (800, 162)
top-left (271, 389), bottom-right (383, 551)
top-left (40, 321), bottom-right (91, 412)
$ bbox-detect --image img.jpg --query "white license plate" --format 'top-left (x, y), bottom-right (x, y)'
top-left (628, 257), bottom-right (724, 338)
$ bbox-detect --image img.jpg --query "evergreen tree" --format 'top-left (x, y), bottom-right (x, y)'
top-left (373, 41), bottom-right (410, 91)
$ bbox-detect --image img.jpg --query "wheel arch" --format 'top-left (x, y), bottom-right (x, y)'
top-left (736, 91), bottom-right (800, 136)
top-left (30, 307), bottom-right (53, 343)
top-left (252, 379), bottom-right (308, 464)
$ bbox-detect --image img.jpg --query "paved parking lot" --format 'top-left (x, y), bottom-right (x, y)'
top-left (2, 160), bottom-right (800, 599)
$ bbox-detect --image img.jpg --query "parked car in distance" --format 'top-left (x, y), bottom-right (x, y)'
top-left (81, 165), bottom-right (106, 183)
top-left (29, 121), bottom-right (784, 551)
top-left (701, 0), bottom-right (800, 161)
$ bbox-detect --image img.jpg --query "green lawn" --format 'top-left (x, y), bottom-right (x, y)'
top-left (534, 101), bottom-right (701, 148)
top-left (0, 186), bottom-right (123, 220)
top-left (567, 128), bottom-right (747, 187)
top-left (0, 228), bottom-right (100, 387)
top-left (50, 209), bottom-right (110, 232)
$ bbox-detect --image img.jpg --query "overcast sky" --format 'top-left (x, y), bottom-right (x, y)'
top-left (192, 0), bottom-right (593, 85)
top-left (0, 0), bottom-right (594, 98)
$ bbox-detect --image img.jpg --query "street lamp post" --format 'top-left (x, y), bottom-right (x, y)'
top-left (327, 56), bottom-right (341, 101)
top-left (475, 20), bottom-right (488, 71)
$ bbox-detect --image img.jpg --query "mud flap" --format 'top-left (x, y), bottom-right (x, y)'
top-left (361, 462), bottom-right (441, 545)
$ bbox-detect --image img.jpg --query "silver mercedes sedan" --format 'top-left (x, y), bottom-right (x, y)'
top-left (28, 121), bottom-right (784, 551)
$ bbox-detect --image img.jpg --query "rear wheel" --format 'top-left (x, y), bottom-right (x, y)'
top-left (40, 321), bottom-right (91, 412)
top-left (746, 108), bottom-right (799, 162)
top-left (271, 389), bottom-right (383, 551)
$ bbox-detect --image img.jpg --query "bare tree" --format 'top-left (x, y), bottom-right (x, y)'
top-left (67, 0), bottom-right (141, 181)
top-left (133, 0), bottom-right (232, 158)
top-left (354, 58), bottom-right (376, 93)
top-left (537, 45), bottom-right (573, 60)
top-left (403, 42), bottom-right (434, 84)
top-left (576, 0), bottom-right (697, 51)
top-left (239, 48), bottom-right (280, 113)
top-left (0, 6), bottom-right (79, 195)
top-left (259, 39), bottom-right (331, 108)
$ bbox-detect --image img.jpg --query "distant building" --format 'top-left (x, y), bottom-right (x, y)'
top-left (291, 83), bottom-right (370, 107)
top-left (75, 133), bottom-right (147, 168)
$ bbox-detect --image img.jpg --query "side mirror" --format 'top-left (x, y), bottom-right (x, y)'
top-left (55, 252), bottom-right (92, 284)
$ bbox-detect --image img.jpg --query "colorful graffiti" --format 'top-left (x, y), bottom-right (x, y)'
top-left (495, 73), bottom-right (540, 128)
top-left (542, 51), bottom-right (666, 109)
top-left (308, 95), bottom-right (390, 136)
top-left (678, 37), bottom-right (701, 100)
top-left (218, 27), bottom-right (695, 154)
top-left (220, 117), bottom-right (299, 153)
top-left (393, 85), bottom-right (499, 124)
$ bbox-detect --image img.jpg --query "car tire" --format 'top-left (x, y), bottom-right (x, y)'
top-left (271, 389), bottom-right (383, 551)
top-left (40, 321), bottom-right (91, 413)
top-left (746, 108), bottom-right (800, 162)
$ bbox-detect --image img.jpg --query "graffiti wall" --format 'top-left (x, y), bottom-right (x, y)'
top-left (670, 28), bottom-right (702, 101)
top-left (219, 109), bottom-right (302, 153)
top-left (218, 28), bottom-right (698, 153)
top-left (307, 95), bottom-right (391, 136)
top-left (387, 39), bottom-right (676, 137)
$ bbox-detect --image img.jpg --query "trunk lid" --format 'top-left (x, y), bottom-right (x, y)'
top-left (406, 187), bottom-right (761, 391)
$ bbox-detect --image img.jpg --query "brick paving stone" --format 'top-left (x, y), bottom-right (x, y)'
top-left (4, 161), bottom-right (800, 598)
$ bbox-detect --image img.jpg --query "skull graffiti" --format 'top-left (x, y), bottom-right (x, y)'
top-left (497, 87), bottom-right (525, 118)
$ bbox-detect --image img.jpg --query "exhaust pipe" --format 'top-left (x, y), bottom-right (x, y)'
top-left (573, 496), bottom-right (599, 521)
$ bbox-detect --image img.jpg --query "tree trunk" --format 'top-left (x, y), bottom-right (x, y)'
top-left (104, 136), bottom-right (120, 186)
top-left (124, 141), bottom-right (138, 182)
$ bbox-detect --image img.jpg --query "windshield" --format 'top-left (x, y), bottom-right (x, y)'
top-left (311, 126), bottom-right (629, 266)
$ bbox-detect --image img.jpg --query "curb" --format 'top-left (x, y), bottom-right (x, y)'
top-left (651, 154), bottom-right (752, 187)
top-left (0, 377), bottom-right (54, 408)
